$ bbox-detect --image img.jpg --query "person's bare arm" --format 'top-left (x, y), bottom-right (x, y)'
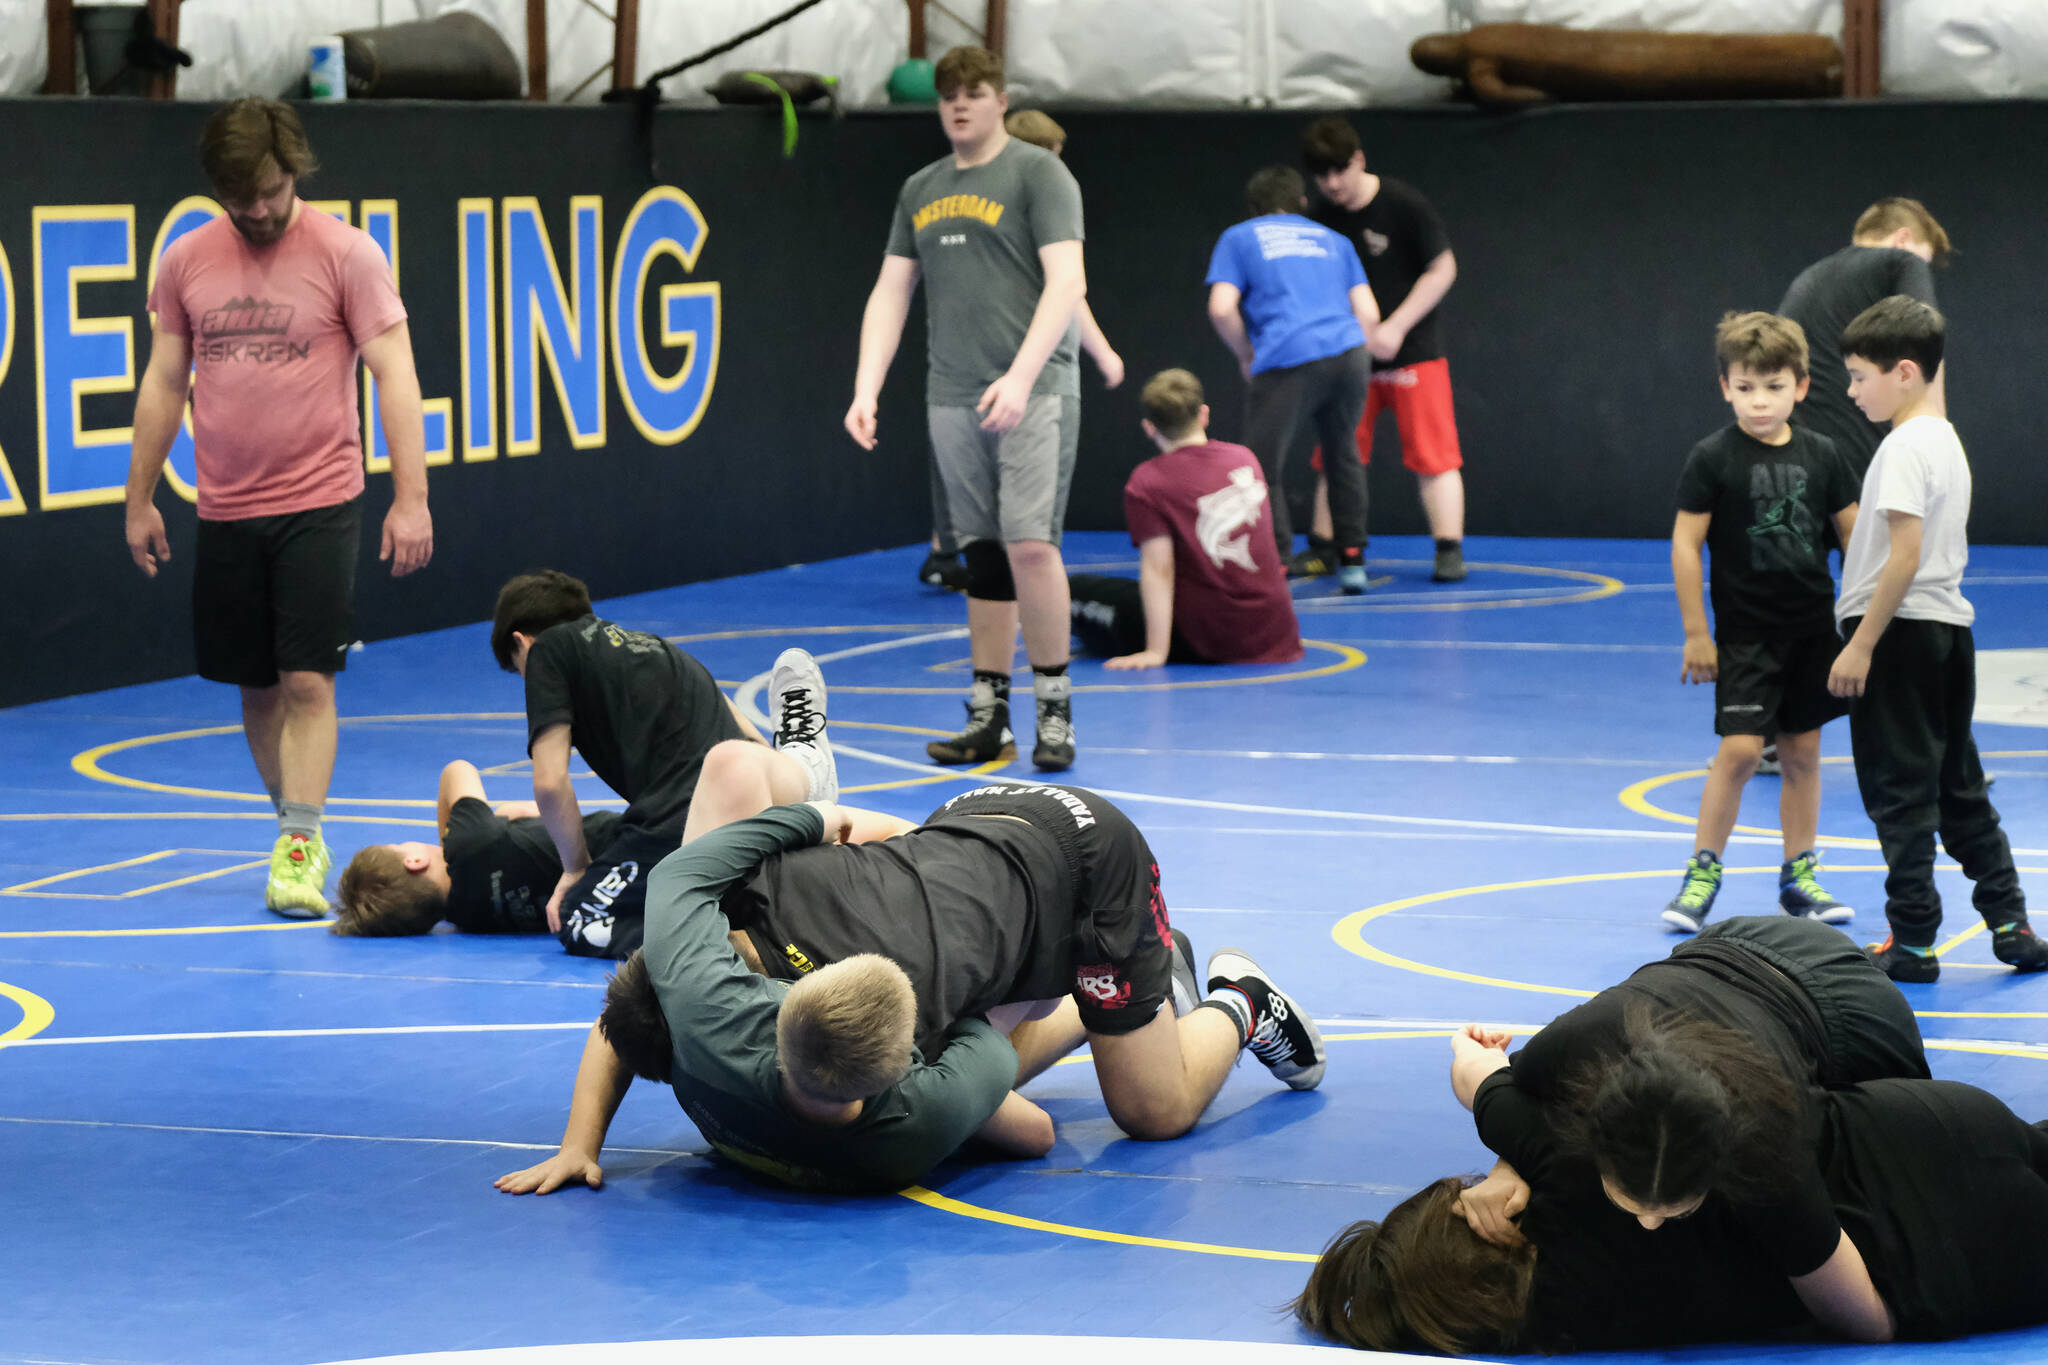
top-left (1450, 1025), bottom-right (1512, 1111)
top-left (531, 723), bottom-right (588, 930)
top-left (844, 256), bottom-right (921, 450)
top-left (494, 1021), bottom-right (633, 1194)
top-left (1832, 503), bottom-right (1859, 556)
top-left (437, 760), bottom-right (488, 837)
top-left (359, 320), bottom-right (433, 577)
top-left (978, 240), bottom-right (1086, 431)
top-left (1829, 511), bottom-right (1922, 698)
top-left (1207, 282), bottom-right (1254, 378)
top-left (1369, 249), bottom-right (1455, 362)
top-left (1348, 282), bottom-right (1382, 352)
top-left (1105, 536), bottom-right (1175, 671)
top-left (1672, 511), bottom-right (1716, 684)
top-left (973, 1090), bottom-right (1055, 1158)
top-left (124, 324), bottom-right (192, 577)
top-left (1791, 1230), bottom-right (1895, 1342)
top-left (1076, 299), bottom-right (1123, 389)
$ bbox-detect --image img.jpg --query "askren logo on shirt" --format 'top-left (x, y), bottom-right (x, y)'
top-left (1361, 229), bottom-right (1390, 256)
top-left (1194, 466), bottom-right (1267, 572)
top-left (196, 296), bottom-right (308, 365)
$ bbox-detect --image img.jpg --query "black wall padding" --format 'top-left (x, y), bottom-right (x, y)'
top-left (0, 98), bottom-right (2041, 707)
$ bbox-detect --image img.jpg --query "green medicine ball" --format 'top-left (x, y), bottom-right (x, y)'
top-left (887, 58), bottom-right (937, 104)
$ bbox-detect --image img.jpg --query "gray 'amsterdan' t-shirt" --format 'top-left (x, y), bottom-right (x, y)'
top-left (885, 138), bottom-right (1084, 405)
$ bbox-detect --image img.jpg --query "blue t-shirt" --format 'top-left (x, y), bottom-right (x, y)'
top-left (1205, 214), bottom-right (1368, 375)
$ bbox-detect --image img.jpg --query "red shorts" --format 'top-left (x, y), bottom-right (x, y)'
top-left (1312, 356), bottom-right (1463, 477)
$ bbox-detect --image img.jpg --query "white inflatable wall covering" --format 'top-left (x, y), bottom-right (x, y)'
top-left (5, 1), bottom-right (2048, 103)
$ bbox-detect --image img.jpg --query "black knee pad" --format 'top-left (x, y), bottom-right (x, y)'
top-left (962, 540), bottom-right (1016, 602)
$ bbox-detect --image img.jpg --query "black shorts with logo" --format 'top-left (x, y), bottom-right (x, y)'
top-left (1714, 628), bottom-right (1849, 738)
top-left (927, 783), bottom-right (1173, 1036)
top-left (556, 821), bottom-right (677, 960)
top-left (193, 497), bottom-right (362, 687)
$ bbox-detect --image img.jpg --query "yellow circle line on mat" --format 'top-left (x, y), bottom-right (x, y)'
top-left (905, 1030), bottom-right (1451, 1262)
top-left (1326, 561), bottom-right (1623, 613)
top-left (72, 712), bottom-right (993, 806)
top-left (787, 639), bottom-right (1365, 696)
top-left (0, 980), bottom-right (55, 1044)
top-left (0, 919), bottom-right (330, 940)
top-left (1333, 866), bottom-right (2048, 1019)
top-left (1617, 751), bottom-right (2048, 848)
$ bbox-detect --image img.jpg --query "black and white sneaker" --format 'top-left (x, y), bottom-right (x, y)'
top-left (1207, 947), bottom-right (1325, 1090)
top-left (1033, 693), bottom-right (1076, 772)
top-left (770, 648), bottom-right (836, 803)
top-left (1169, 928), bottom-right (1200, 1017)
top-left (927, 678), bottom-right (1013, 765)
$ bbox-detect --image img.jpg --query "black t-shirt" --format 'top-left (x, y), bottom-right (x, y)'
top-left (441, 796), bottom-right (622, 934)
top-left (1674, 423), bottom-right (1858, 640)
top-left (1819, 1078), bottom-right (2048, 1340)
top-left (722, 817), bottom-right (1076, 1060)
top-left (522, 615), bottom-right (747, 835)
top-left (1778, 245), bottom-right (1939, 476)
top-left (1310, 176), bottom-right (1452, 370)
top-left (1504, 940), bottom-right (1843, 1280)
top-left (1474, 1071), bottom-right (1810, 1352)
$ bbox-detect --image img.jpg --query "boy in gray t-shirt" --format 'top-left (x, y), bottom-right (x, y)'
top-left (1827, 296), bottom-right (2046, 983)
top-left (845, 45), bottom-right (1089, 773)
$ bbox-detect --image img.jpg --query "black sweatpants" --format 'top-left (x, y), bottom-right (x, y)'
top-left (1245, 346), bottom-right (1369, 554)
top-left (1066, 574), bottom-right (1199, 662)
top-left (1843, 616), bottom-right (2026, 945)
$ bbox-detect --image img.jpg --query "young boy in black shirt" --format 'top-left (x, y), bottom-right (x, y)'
top-left (1663, 313), bottom-right (1860, 932)
top-left (489, 571), bottom-right (822, 959)
top-left (334, 759), bottom-right (622, 936)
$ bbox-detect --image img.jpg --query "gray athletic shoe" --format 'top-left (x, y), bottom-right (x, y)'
top-left (1169, 928), bottom-right (1200, 1017)
top-left (770, 648), bottom-right (836, 803)
top-left (1207, 947), bottom-right (1325, 1090)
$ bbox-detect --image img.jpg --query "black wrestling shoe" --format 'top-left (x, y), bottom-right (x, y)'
top-left (1432, 539), bottom-right (1466, 583)
top-left (1756, 742), bottom-right (1781, 776)
top-left (926, 679), bottom-right (1013, 765)
top-left (1993, 921), bottom-right (2048, 973)
top-left (1208, 947), bottom-right (1325, 1090)
top-left (1286, 544), bottom-right (1337, 580)
top-left (1032, 693), bottom-right (1075, 772)
top-left (1169, 928), bottom-right (1200, 1017)
top-left (918, 549), bottom-right (969, 591)
top-left (1867, 934), bottom-right (1940, 984)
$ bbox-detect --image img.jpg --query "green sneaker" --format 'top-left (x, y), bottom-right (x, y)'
top-left (1660, 849), bottom-right (1722, 933)
top-left (265, 831), bottom-right (331, 919)
top-left (1779, 850), bottom-right (1853, 924)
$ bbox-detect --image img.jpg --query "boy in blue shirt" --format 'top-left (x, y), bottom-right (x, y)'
top-left (1827, 296), bottom-right (2048, 981)
top-left (1206, 166), bottom-right (1380, 594)
top-left (1663, 312), bottom-right (1859, 932)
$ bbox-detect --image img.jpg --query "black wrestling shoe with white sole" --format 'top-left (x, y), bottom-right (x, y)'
top-left (927, 679), bottom-right (1013, 765)
top-left (1207, 947), bottom-right (1325, 1090)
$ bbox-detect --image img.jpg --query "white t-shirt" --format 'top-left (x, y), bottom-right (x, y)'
top-left (1836, 414), bottom-right (1974, 628)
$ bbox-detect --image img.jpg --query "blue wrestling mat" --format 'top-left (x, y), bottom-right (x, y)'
top-left (3, 533), bottom-right (2046, 1365)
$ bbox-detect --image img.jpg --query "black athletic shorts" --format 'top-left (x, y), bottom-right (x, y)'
top-left (1713, 629), bottom-right (1848, 738)
top-left (557, 821), bottom-right (676, 960)
top-left (1066, 574), bottom-right (1200, 663)
top-left (929, 783), bottom-right (1173, 1036)
top-left (193, 497), bottom-right (363, 687)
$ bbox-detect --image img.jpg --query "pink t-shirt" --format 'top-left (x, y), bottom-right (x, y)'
top-left (1124, 439), bottom-right (1302, 666)
top-left (148, 205), bottom-right (407, 521)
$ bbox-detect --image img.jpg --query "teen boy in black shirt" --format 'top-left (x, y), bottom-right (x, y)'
top-left (490, 570), bottom-right (755, 958)
top-left (1663, 313), bottom-right (1859, 933)
top-left (1301, 116), bottom-right (1468, 583)
top-left (1778, 197), bottom-right (1948, 478)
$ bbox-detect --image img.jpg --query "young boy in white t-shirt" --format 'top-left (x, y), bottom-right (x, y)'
top-left (1827, 296), bottom-right (2047, 982)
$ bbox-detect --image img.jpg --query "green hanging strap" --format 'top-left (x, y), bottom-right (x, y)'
top-left (740, 71), bottom-right (837, 157)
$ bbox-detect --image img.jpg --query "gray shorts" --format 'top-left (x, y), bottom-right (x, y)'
top-left (927, 394), bottom-right (1079, 546)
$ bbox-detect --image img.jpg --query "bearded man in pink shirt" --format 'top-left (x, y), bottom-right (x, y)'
top-left (124, 97), bottom-right (433, 918)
